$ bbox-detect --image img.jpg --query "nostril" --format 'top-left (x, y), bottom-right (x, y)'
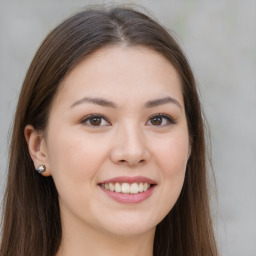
top-left (118, 159), bottom-right (145, 165)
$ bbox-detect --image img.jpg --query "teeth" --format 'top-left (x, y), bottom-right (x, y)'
top-left (115, 183), bottom-right (121, 192)
top-left (138, 183), bottom-right (144, 192)
top-left (109, 183), bottom-right (114, 192)
top-left (101, 182), bottom-right (152, 194)
top-left (143, 183), bottom-right (150, 192)
top-left (122, 183), bottom-right (130, 193)
top-left (130, 183), bottom-right (139, 194)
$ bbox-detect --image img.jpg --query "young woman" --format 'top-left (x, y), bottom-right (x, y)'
top-left (0, 6), bottom-right (219, 256)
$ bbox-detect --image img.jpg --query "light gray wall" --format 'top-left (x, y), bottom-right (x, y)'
top-left (0, 1), bottom-right (255, 255)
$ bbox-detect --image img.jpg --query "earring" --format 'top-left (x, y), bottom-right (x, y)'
top-left (36, 165), bottom-right (46, 174)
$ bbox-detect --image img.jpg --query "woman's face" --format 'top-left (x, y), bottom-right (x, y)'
top-left (43, 46), bottom-right (190, 237)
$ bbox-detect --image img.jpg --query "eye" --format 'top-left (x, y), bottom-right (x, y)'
top-left (147, 114), bottom-right (176, 126)
top-left (81, 114), bottom-right (110, 127)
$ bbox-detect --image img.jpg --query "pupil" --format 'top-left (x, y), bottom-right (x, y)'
top-left (91, 117), bottom-right (101, 126)
top-left (152, 117), bottom-right (162, 125)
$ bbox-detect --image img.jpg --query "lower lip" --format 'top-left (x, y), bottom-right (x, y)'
top-left (99, 185), bottom-right (156, 203)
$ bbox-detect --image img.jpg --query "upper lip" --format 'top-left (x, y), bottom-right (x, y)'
top-left (99, 176), bottom-right (157, 185)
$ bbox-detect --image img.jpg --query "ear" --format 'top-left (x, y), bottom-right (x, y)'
top-left (24, 125), bottom-right (51, 176)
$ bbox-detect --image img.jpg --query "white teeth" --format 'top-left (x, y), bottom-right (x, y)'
top-left (121, 183), bottom-right (130, 193)
top-left (143, 183), bottom-right (150, 192)
top-left (138, 182), bottom-right (144, 192)
top-left (101, 182), bottom-right (152, 194)
top-left (115, 183), bottom-right (121, 192)
top-left (130, 183), bottom-right (139, 194)
top-left (109, 183), bottom-right (114, 192)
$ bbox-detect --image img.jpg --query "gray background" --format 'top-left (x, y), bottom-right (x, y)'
top-left (0, 0), bottom-right (255, 255)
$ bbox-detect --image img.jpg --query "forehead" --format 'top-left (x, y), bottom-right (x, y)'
top-left (52, 46), bottom-right (183, 109)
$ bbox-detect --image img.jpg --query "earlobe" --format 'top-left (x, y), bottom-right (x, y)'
top-left (24, 125), bottom-right (51, 176)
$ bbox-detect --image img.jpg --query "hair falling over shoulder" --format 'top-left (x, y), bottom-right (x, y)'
top-left (0, 5), bottom-right (219, 256)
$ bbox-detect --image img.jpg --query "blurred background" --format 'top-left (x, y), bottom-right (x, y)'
top-left (0, 0), bottom-right (255, 255)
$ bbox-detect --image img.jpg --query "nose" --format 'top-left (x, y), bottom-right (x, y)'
top-left (110, 124), bottom-right (151, 167)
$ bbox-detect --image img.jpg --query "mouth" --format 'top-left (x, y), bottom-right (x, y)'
top-left (99, 182), bottom-right (155, 194)
top-left (98, 176), bottom-right (157, 199)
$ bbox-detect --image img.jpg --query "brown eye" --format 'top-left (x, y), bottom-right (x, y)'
top-left (147, 114), bottom-right (176, 126)
top-left (81, 114), bottom-right (110, 127)
top-left (151, 116), bottom-right (163, 125)
top-left (90, 117), bottom-right (102, 126)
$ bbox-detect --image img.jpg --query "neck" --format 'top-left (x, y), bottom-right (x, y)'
top-left (56, 215), bottom-right (155, 256)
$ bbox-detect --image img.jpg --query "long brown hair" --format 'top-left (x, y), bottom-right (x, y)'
top-left (0, 6), bottom-right (218, 256)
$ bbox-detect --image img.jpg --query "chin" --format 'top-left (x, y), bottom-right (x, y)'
top-left (97, 212), bottom-right (159, 238)
top-left (105, 224), bottom-right (156, 238)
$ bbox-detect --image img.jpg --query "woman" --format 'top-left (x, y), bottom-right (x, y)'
top-left (0, 6), bottom-right (218, 256)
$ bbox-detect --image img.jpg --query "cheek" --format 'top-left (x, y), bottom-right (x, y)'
top-left (151, 131), bottom-right (189, 216)
top-left (45, 129), bottom-right (112, 221)
top-left (155, 131), bottom-right (189, 176)
top-left (46, 129), bottom-right (109, 190)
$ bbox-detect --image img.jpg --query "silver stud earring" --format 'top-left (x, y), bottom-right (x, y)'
top-left (36, 165), bottom-right (46, 174)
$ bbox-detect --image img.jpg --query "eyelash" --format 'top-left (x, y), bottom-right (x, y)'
top-left (80, 113), bottom-right (176, 127)
top-left (81, 114), bottom-right (110, 127)
top-left (147, 113), bottom-right (176, 126)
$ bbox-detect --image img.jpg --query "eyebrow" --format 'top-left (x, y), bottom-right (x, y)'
top-left (71, 97), bottom-right (118, 108)
top-left (145, 96), bottom-right (182, 110)
top-left (70, 96), bottom-right (182, 110)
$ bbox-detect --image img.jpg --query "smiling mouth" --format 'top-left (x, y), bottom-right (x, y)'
top-left (99, 182), bottom-right (154, 194)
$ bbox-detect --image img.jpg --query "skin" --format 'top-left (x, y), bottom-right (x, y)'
top-left (25, 46), bottom-right (191, 256)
